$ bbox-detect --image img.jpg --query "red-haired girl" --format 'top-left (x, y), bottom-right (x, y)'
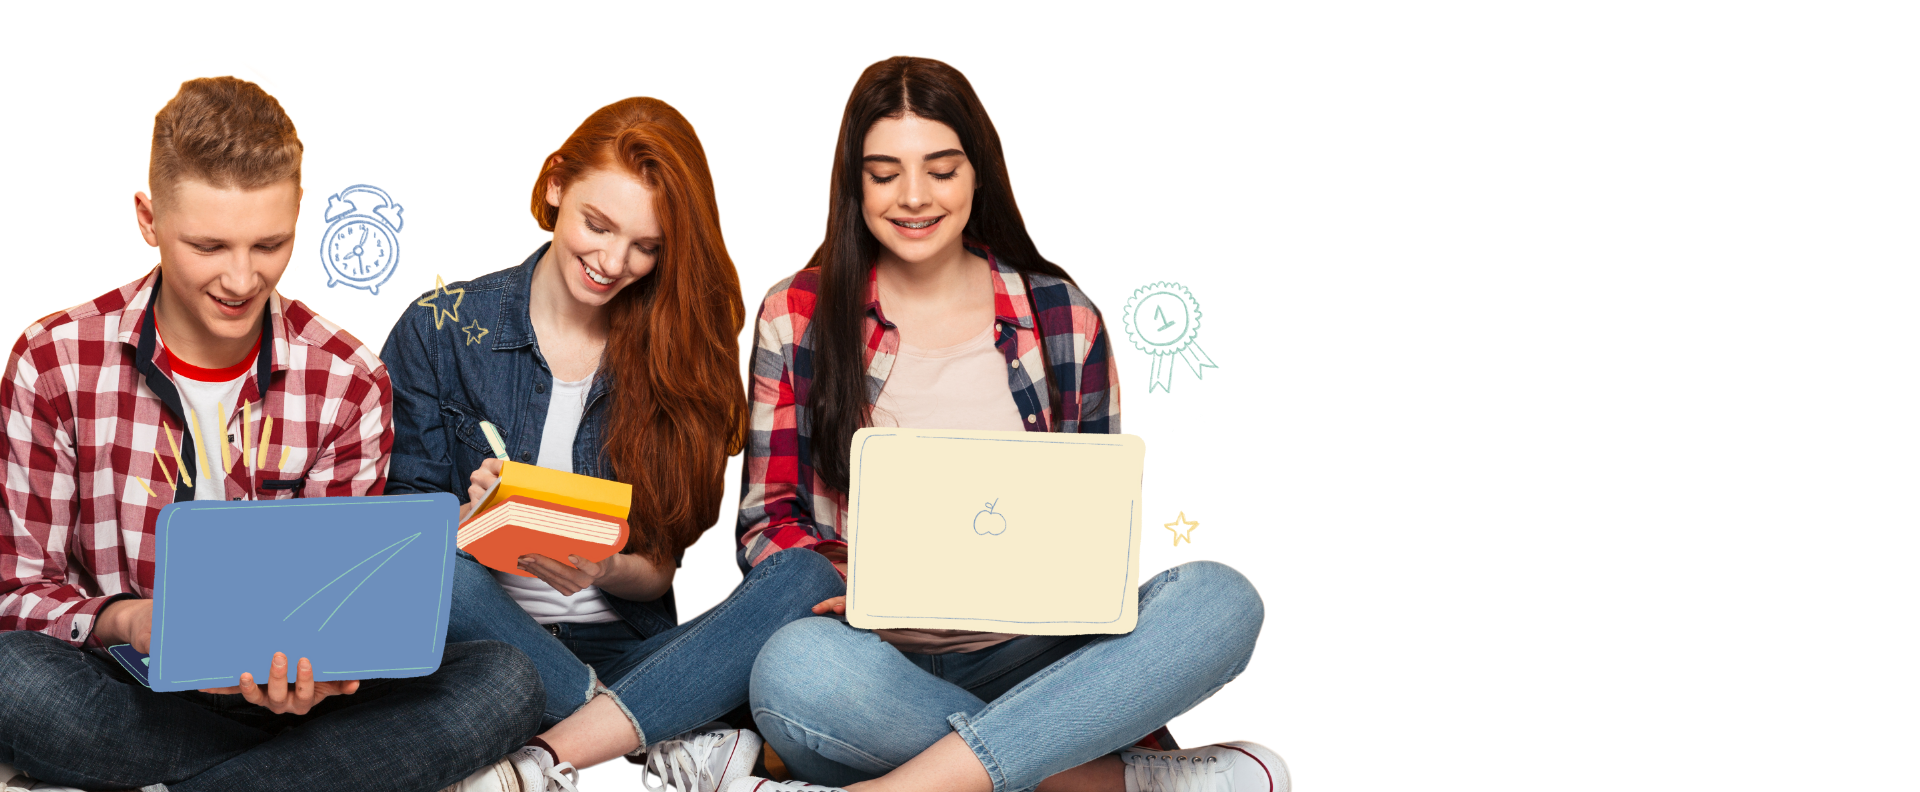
top-left (382, 97), bottom-right (843, 792)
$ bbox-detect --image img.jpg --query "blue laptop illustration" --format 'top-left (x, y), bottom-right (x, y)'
top-left (148, 494), bottom-right (458, 693)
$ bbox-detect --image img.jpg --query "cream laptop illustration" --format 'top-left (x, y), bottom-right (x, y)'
top-left (845, 428), bottom-right (1145, 635)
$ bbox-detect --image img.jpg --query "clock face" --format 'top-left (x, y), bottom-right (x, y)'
top-left (325, 219), bottom-right (397, 281)
top-left (1131, 291), bottom-right (1190, 349)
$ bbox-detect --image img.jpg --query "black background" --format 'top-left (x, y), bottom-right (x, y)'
top-left (11, 52), bottom-right (1290, 782)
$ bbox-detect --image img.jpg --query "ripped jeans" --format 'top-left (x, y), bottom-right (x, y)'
top-left (748, 561), bottom-right (1264, 792)
top-left (447, 547), bottom-right (844, 748)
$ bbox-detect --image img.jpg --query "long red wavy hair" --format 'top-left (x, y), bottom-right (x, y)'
top-left (530, 97), bottom-right (748, 566)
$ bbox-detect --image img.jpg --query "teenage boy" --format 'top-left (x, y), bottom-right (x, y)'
top-left (0, 77), bottom-right (542, 792)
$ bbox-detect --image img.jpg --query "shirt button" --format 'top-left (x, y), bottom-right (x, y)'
top-left (1010, 360), bottom-right (1020, 369)
top-left (1027, 414), bottom-right (1037, 424)
top-left (995, 323), bottom-right (1003, 334)
top-left (536, 384), bottom-right (546, 393)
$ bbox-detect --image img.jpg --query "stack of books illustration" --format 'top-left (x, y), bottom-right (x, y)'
top-left (458, 462), bottom-right (632, 575)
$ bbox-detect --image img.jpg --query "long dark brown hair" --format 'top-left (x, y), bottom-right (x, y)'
top-left (531, 97), bottom-right (748, 566)
top-left (808, 56), bottom-right (1076, 492)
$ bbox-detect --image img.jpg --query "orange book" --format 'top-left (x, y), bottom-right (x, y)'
top-left (458, 495), bottom-right (630, 577)
top-left (468, 461), bottom-right (631, 522)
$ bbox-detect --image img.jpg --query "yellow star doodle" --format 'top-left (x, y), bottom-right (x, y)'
top-left (1164, 512), bottom-right (1200, 546)
top-left (415, 275), bottom-right (465, 330)
top-left (462, 318), bottom-right (489, 346)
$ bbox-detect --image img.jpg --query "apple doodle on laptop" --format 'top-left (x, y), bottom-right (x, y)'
top-left (845, 428), bottom-right (1146, 635)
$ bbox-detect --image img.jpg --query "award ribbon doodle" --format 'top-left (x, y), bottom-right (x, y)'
top-left (319, 184), bottom-right (405, 295)
top-left (1121, 281), bottom-right (1216, 393)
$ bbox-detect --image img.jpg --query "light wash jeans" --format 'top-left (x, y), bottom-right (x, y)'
top-left (0, 635), bottom-right (542, 792)
top-left (447, 546), bottom-right (844, 747)
top-left (748, 560), bottom-right (1263, 792)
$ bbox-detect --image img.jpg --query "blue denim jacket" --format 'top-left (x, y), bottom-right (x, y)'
top-left (381, 243), bottom-right (677, 637)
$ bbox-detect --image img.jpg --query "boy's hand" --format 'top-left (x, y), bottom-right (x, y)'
top-left (459, 458), bottom-right (505, 521)
top-left (519, 552), bottom-right (620, 597)
top-left (812, 596), bottom-right (848, 615)
top-left (199, 652), bottom-right (360, 715)
top-left (97, 598), bottom-right (154, 653)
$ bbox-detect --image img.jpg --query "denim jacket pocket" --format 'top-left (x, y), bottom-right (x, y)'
top-left (441, 401), bottom-right (495, 456)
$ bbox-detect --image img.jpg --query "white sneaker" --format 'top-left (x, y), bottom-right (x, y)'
top-left (1122, 741), bottom-right (1290, 792)
top-left (441, 744), bottom-right (581, 792)
top-left (1, 767), bottom-right (84, 792)
top-left (1, 774), bottom-right (84, 792)
top-left (642, 722), bottom-right (764, 792)
top-left (723, 779), bottom-right (846, 792)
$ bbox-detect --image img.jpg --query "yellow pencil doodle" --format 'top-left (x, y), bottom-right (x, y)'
top-left (216, 401), bottom-right (232, 472)
top-left (415, 275), bottom-right (465, 330)
top-left (1164, 511), bottom-right (1200, 546)
top-left (462, 318), bottom-right (490, 346)
top-left (152, 443), bottom-right (175, 489)
top-left (164, 424), bottom-right (191, 487)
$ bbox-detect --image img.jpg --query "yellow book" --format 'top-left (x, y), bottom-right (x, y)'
top-left (466, 461), bottom-right (631, 523)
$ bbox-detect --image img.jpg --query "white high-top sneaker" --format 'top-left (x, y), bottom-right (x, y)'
top-left (724, 779), bottom-right (847, 792)
top-left (1121, 742), bottom-right (1290, 792)
top-left (0, 766), bottom-right (86, 792)
top-left (440, 745), bottom-right (580, 792)
top-left (641, 723), bottom-right (764, 792)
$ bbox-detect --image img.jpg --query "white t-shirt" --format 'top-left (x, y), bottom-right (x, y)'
top-left (160, 339), bottom-right (253, 502)
top-left (491, 370), bottom-right (621, 624)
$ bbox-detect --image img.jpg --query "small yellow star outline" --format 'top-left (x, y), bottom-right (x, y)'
top-left (462, 318), bottom-right (489, 346)
top-left (415, 275), bottom-right (465, 330)
top-left (1164, 511), bottom-right (1200, 546)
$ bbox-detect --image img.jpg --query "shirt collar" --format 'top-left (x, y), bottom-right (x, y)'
top-left (490, 243), bottom-right (546, 350)
top-left (118, 266), bottom-right (284, 375)
top-left (863, 244), bottom-right (1036, 331)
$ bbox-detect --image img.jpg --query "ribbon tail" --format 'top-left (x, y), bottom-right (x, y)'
top-left (1180, 344), bottom-right (1217, 378)
top-left (1150, 355), bottom-right (1174, 392)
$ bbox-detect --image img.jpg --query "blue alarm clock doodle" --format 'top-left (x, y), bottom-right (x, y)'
top-left (319, 184), bottom-right (405, 294)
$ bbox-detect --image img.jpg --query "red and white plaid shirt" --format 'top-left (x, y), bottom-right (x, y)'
top-left (1, 267), bottom-right (392, 646)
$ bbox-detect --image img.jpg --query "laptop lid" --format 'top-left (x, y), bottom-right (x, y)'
top-left (845, 428), bottom-right (1145, 635)
top-left (149, 493), bottom-right (458, 692)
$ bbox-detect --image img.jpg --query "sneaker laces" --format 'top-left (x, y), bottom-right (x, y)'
top-left (1124, 752), bottom-right (1223, 792)
top-left (641, 730), bottom-right (731, 792)
top-left (543, 761), bottom-right (580, 792)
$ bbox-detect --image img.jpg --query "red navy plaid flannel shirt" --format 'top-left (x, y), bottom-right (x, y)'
top-left (1, 268), bottom-right (392, 647)
top-left (736, 248), bottom-right (1120, 572)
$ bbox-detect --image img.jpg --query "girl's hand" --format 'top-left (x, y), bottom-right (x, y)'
top-left (519, 552), bottom-right (619, 597)
top-left (812, 596), bottom-right (847, 615)
top-left (459, 458), bottom-right (506, 521)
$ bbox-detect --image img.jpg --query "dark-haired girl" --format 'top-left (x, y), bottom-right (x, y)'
top-left (732, 58), bottom-right (1285, 792)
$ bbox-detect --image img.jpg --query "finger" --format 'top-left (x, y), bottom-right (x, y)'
top-left (199, 686), bottom-right (241, 695)
top-left (521, 555), bottom-right (589, 592)
top-left (485, 458), bottom-right (503, 475)
top-left (295, 657), bottom-right (315, 706)
top-left (568, 555), bottom-right (604, 579)
top-left (266, 653), bottom-right (290, 708)
top-left (238, 672), bottom-right (265, 706)
top-left (517, 557), bottom-right (577, 595)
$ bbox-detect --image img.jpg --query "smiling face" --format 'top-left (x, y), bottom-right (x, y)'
top-left (544, 167), bottom-right (662, 307)
top-left (861, 114), bottom-right (976, 267)
top-left (137, 178), bottom-right (299, 366)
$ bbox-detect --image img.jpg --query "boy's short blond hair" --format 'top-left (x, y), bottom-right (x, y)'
top-left (150, 76), bottom-right (302, 209)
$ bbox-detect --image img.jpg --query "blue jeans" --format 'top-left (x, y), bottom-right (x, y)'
top-left (447, 546), bottom-right (845, 746)
top-left (0, 634), bottom-right (542, 792)
top-left (749, 561), bottom-right (1263, 792)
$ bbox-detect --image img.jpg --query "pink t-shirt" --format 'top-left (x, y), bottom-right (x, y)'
top-left (869, 326), bottom-right (1026, 654)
